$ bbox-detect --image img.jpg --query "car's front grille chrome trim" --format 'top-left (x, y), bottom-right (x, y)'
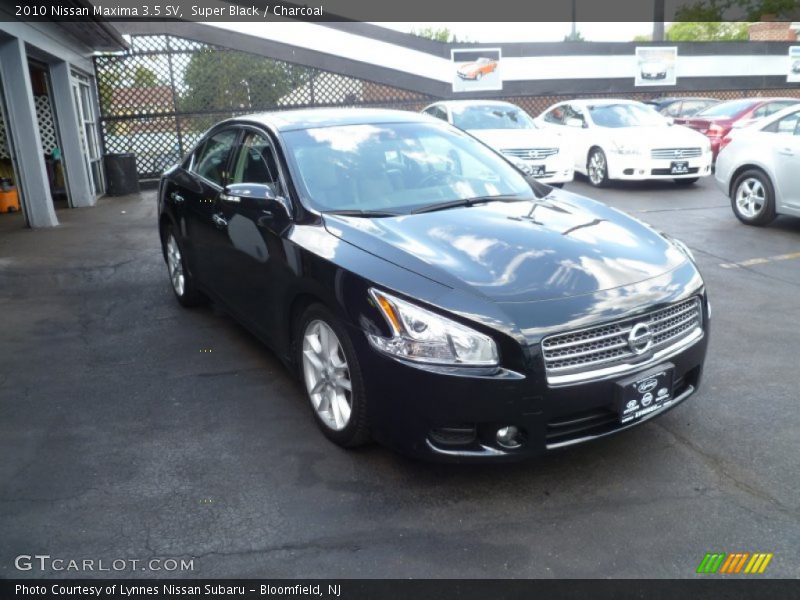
top-left (542, 296), bottom-right (703, 386)
top-left (501, 148), bottom-right (559, 160)
top-left (650, 147), bottom-right (702, 159)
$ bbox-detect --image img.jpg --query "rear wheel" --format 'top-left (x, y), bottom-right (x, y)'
top-left (587, 148), bottom-right (609, 187)
top-left (674, 177), bottom-right (699, 185)
top-left (163, 225), bottom-right (204, 307)
top-left (731, 170), bottom-right (777, 226)
top-left (297, 304), bottom-right (370, 448)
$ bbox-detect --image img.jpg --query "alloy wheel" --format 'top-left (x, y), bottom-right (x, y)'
top-left (166, 233), bottom-right (185, 297)
top-left (302, 319), bottom-right (353, 431)
top-left (735, 177), bottom-right (766, 218)
top-left (588, 151), bottom-right (606, 185)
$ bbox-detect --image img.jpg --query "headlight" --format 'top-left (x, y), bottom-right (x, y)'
top-left (368, 289), bottom-right (499, 367)
top-left (610, 140), bottom-right (641, 155)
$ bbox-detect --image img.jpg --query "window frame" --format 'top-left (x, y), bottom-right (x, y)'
top-left (229, 126), bottom-right (290, 199)
top-left (188, 127), bottom-right (241, 189)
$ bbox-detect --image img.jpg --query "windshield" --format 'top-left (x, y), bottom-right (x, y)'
top-left (695, 99), bottom-right (755, 118)
top-left (282, 122), bottom-right (534, 214)
top-left (588, 103), bottom-right (667, 128)
top-left (451, 105), bottom-right (536, 130)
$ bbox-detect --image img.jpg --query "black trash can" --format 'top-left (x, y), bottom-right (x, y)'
top-left (104, 153), bottom-right (140, 196)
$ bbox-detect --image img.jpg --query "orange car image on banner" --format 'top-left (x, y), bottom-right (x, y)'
top-left (452, 48), bottom-right (502, 93)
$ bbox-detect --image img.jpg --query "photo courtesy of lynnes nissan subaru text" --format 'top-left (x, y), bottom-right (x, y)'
top-left (158, 108), bottom-right (709, 462)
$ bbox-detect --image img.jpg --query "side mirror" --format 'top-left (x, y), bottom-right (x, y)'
top-left (565, 117), bottom-right (585, 129)
top-left (222, 183), bottom-right (291, 225)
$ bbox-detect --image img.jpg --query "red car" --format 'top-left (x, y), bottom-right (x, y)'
top-left (676, 97), bottom-right (800, 160)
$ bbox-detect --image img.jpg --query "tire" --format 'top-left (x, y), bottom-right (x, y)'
top-left (730, 169), bottom-right (777, 226)
top-left (162, 224), bottom-right (205, 307)
top-left (587, 148), bottom-right (609, 188)
top-left (674, 178), bottom-right (699, 185)
top-left (550, 182), bottom-right (565, 189)
top-left (476, 71), bottom-right (483, 81)
top-left (296, 304), bottom-right (371, 448)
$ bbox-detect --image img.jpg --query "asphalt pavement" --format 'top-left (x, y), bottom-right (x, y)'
top-left (0, 174), bottom-right (798, 578)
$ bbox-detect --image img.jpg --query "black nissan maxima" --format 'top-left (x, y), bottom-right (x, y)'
top-left (158, 108), bottom-right (709, 462)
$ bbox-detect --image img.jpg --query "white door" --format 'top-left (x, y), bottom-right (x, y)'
top-left (767, 110), bottom-right (800, 210)
top-left (71, 73), bottom-right (104, 196)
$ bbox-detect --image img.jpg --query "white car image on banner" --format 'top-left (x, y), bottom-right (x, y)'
top-left (788, 46), bottom-right (800, 83)
top-left (635, 47), bottom-right (677, 87)
top-left (452, 48), bottom-right (502, 93)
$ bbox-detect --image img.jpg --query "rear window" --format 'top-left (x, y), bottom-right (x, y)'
top-left (695, 99), bottom-right (756, 118)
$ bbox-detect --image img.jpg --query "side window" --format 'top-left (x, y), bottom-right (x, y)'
top-left (664, 102), bottom-right (683, 117)
top-left (754, 101), bottom-right (795, 119)
top-left (424, 105), bottom-right (448, 121)
top-left (562, 104), bottom-right (586, 127)
top-left (543, 106), bottom-right (565, 125)
top-left (192, 129), bottom-right (238, 186)
top-left (763, 111), bottom-right (800, 135)
top-left (679, 100), bottom-right (706, 116)
top-left (230, 131), bottom-right (285, 195)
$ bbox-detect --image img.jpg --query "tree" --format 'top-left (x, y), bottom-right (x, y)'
top-left (132, 65), bottom-right (159, 87)
top-left (675, 0), bottom-right (796, 20)
top-left (665, 21), bottom-right (750, 40)
top-left (563, 31), bottom-right (586, 41)
top-left (181, 50), bottom-right (308, 114)
top-left (410, 26), bottom-right (474, 43)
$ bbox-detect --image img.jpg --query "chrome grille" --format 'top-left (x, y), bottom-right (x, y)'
top-left (501, 147), bottom-right (559, 160)
top-left (650, 147), bottom-right (702, 160)
top-left (542, 297), bottom-right (702, 383)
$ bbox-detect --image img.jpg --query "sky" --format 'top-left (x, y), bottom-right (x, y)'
top-left (373, 22), bottom-right (655, 43)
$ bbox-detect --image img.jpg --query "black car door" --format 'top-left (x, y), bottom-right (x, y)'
top-left (181, 127), bottom-right (241, 288)
top-left (214, 127), bottom-right (293, 340)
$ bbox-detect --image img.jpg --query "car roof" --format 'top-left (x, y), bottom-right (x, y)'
top-left (566, 98), bottom-right (645, 107)
top-left (649, 97), bottom-right (718, 103)
top-left (430, 100), bottom-right (520, 109)
top-left (224, 108), bottom-right (434, 132)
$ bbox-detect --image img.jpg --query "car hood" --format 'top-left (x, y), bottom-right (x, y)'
top-left (606, 125), bottom-right (707, 147)
top-left (322, 190), bottom-right (687, 304)
top-left (458, 62), bottom-right (480, 72)
top-left (468, 128), bottom-right (562, 151)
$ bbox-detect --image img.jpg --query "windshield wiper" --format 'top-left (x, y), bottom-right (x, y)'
top-left (411, 195), bottom-right (522, 215)
top-left (323, 209), bottom-right (400, 218)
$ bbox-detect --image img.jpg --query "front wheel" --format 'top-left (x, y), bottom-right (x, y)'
top-left (587, 148), bottom-right (609, 187)
top-left (163, 225), bottom-right (205, 307)
top-left (297, 304), bottom-right (371, 448)
top-left (731, 170), bottom-right (777, 226)
top-left (674, 177), bottom-right (699, 185)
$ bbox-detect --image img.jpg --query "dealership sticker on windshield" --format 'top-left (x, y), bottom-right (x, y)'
top-left (616, 364), bottom-right (674, 425)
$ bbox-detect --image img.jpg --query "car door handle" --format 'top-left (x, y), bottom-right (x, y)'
top-left (778, 148), bottom-right (794, 156)
top-left (212, 213), bottom-right (228, 229)
top-left (170, 192), bottom-right (184, 203)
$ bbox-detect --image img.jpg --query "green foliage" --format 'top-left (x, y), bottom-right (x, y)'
top-left (180, 50), bottom-right (310, 113)
top-left (666, 21), bottom-right (750, 40)
top-left (675, 0), bottom-right (796, 21)
top-left (410, 27), bottom-right (474, 43)
top-left (132, 65), bottom-right (159, 87)
top-left (563, 30), bottom-right (586, 42)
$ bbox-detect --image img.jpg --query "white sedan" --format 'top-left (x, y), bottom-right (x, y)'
top-left (421, 100), bottom-right (574, 186)
top-left (715, 104), bottom-right (800, 226)
top-left (536, 99), bottom-right (713, 187)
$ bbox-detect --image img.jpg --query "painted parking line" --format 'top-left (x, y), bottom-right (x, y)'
top-left (720, 251), bottom-right (800, 269)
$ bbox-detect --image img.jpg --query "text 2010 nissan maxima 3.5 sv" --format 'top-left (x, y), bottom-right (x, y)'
top-left (158, 108), bottom-right (709, 462)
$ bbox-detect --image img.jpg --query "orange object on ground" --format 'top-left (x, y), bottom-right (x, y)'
top-left (0, 188), bottom-right (21, 213)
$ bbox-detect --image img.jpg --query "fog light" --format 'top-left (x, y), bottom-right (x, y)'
top-left (496, 426), bottom-right (522, 449)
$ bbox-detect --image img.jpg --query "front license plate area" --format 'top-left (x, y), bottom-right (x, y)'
top-left (616, 364), bottom-right (674, 425)
top-left (670, 161), bottom-right (689, 174)
top-left (530, 164), bottom-right (546, 177)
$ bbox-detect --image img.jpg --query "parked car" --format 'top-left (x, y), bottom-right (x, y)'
top-left (422, 100), bottom-right (573, 186)
top-left (640, 60), bottom-right (668, 80)
top-left (645, 97), bottom-right (719, 119)
top-left (456, 57), bottom-right (498, 80)
top-left (715, 104), bottom-right (800, 226)
top-left (536, 99), bottom-right (712, 187)
top-left (676, 97), bottom-right (800, 160)
top-left (158, 108), bottom-right (708, 462)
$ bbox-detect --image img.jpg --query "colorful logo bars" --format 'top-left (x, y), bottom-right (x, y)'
top-left (696, 552), bottom-right (773, 574)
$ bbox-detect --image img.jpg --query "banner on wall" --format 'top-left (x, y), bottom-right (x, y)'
top-left (635, 47), bottom-right (677, 87)
top-left (452, 48), bottom-right (502, 93)
top-left (788, 46), bottom-right (800, 83)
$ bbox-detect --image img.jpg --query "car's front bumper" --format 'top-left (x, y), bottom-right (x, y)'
top-left (607, 153), bottom-right (713, 181)
top-left (351, 293), bottom-right (709, 463)
top-left (512, 156), bottom-right (574, 185)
